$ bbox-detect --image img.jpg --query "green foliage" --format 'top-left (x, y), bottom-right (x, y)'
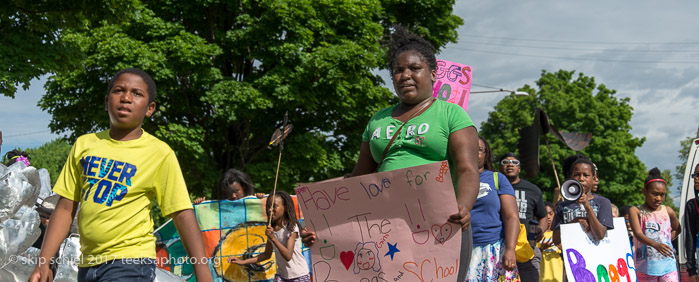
top-left (480, 70), bottom-right (648, 206)
top-left (24, 139), bottom-right (72, 185)
top-left (675, 135), bottom-right (696, 189)
top-left (660, 169), bottom-right (677, 211)
top-left (0, 1), bottom-right (137, 97)
top-left (36, 0), bottom-right (463, 197)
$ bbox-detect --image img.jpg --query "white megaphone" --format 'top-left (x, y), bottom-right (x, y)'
top-left (560, 179), bottom-right (584, 202)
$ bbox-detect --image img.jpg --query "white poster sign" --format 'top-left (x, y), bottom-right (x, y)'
top-left (561, 217), bottom-right (637, 281)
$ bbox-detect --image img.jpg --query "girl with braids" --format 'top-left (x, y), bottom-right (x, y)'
top-left (629, 167), bottom-right (680, 281)
top-left (229, 191), bottom-right (310, 282)
top-left (684, 163), bottom-right (699, 282)
top-left (349, 26), bottom-right (480, 281)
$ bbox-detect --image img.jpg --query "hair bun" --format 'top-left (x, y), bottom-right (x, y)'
top-left (648, 167), bottom-right (661, 177)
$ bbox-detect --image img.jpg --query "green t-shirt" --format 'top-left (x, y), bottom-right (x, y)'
top-left (362, 99), bottom-right (475, 172)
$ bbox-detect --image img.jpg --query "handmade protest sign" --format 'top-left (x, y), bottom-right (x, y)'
top-left (432, 59), bottom-right (472, 111)
top-left (154, 197), bottom-right (311, 282)
top-left (561, 217), bottom-right (636, 281)
top-left (295, 161), bottom-right (461, 282)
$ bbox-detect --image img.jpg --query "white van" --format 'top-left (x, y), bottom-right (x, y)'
top-left (678, 135), bottom-right (699, 269)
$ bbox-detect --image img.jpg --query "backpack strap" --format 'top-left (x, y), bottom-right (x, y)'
top-left (493, 172), bottom-right (499, 191)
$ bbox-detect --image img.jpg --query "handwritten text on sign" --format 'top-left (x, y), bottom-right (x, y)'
top-left (295, 162), bottom-right (461, 282)
top-left (432, 59), bottom-right (472, 111)
top-left (561, 217), bottom-right (636, 282)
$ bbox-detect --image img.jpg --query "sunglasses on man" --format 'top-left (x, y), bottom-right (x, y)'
top-left (692, 172), bottom-right (699, 178)
top-left (500, 159), bottom-right (520, 166)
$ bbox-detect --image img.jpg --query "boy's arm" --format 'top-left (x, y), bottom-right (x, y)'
top-left (171, 209), bottom-right (213, 282)
top-left (551, 205), bottom-right (563, 246)
top-left (29, 197), bottom-right (78, 282)
top-left (580, 194), bottom-right (607, 240)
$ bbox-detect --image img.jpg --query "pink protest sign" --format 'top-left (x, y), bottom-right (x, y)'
top-left (295, 161), bottom-right (461, 282)
top-left (432, 59), bottom-right (472, 111)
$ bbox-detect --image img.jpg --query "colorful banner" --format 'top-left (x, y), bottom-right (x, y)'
top-left (432, 59), bottom-right (472, 111)
top-left (154, 196), bottom-right (311, 282)
top-left (561, 217), bottom-right (636, 281)
top-left (295, 161), bottom-right (461, 282)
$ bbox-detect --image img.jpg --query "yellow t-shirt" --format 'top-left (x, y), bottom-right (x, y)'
top-left (538, 230), bottom-right (563, 282)
top-left (53, 130), bottom-right (193, 267)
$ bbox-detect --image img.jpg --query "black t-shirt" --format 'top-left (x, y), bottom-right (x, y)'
top-left (512, 178), bottom-right (547, 230)
top-left (553, 194), bottom-right (614, 230)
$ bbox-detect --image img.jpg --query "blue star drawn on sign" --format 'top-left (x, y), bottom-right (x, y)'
top-left (384, 242), bottom-right (400, 261)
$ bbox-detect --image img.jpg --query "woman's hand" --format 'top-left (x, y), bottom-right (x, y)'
top-left (502, 248), bottom-right (517, 271)
top-left (448, 204), bottom-right (471, 231)
top-left (193, 197), bottom-right (205, 204)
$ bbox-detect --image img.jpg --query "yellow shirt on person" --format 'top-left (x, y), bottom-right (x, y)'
top-left (538, 230), bottom-right (563, 282)
top-left (53, 130), bottom-right (193, 267)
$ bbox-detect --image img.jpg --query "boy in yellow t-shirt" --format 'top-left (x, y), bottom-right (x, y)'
top-left (30, 68), bottom-right (213, 282)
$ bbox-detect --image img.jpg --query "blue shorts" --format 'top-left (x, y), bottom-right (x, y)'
top-left (78, 258), bottom-right (156, 282)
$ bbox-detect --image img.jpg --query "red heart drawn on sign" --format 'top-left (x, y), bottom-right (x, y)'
top-left (431, 223), bottom-right (453, 245)
top-left (340, 251), bottom-right (354, 270)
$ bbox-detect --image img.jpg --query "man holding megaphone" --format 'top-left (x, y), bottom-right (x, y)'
top-left (552, 155), bottom-right (614, 245)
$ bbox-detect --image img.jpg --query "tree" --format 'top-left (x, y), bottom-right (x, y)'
top-left (37, 0), bottom-right (463, 196)
top-left (24, 139), bottom-right (72, 185)
top-left (1, 1), bottom-right (136, 97)
top-left (675, 135), bottom-right (697, 189)
top-left (480, 70), bottom-right (648, 206)
top-left (660, 169), bottom-right (677, 211)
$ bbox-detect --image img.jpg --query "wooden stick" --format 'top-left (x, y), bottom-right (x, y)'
top-left (267, 150), bottom-right (282, 227)
top-left (267, 148), bottom-right (283, 227)
top-left (544, 134), bottom-right (562, 206)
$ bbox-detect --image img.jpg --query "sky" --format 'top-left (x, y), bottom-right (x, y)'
top-left (1, 1), bottom-right (698, 204)
top-left (438, 1), bottom-right (699, 204)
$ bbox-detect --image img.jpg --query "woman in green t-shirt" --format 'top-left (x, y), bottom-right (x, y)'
top-left (350, 26), bottom-right (480, 281)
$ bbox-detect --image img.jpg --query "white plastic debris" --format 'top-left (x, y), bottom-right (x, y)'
top-left (0, 162), bottom-right (40, 222)
top-left (0, 162), bottom-right (43, 281)
top-left (54, 235), bottom-right (80, 282)
top-left (0, 206), bottom-right (41, 265)
top-left (155, 267), bottom-right (186, 282)
top-left (37, 169), bottom-right (52, 200)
